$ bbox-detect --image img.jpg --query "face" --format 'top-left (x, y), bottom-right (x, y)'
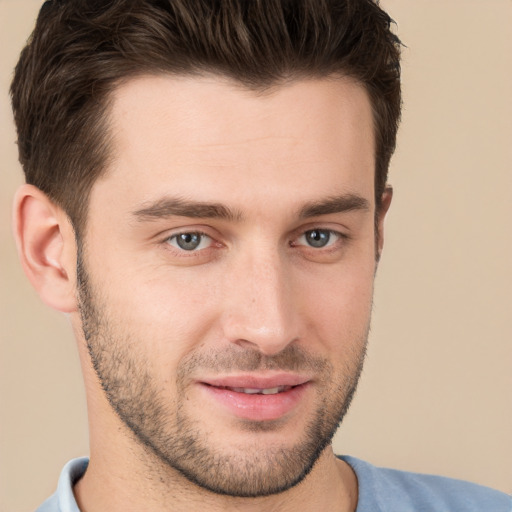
top-left (78, 75), bottom-right (381, 497)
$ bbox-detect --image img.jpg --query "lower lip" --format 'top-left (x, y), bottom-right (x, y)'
top-left (199, 383), bottom-right (309, 422)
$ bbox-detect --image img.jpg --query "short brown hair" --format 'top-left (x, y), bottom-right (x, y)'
top-left (10, 0), bottom-right (401, 234)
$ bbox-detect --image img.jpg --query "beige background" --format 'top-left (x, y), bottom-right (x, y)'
top-left (1, 1), bottom-right (511, 510)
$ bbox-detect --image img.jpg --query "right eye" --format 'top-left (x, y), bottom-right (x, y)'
top-left (166, 232), bottom-right (212, 251)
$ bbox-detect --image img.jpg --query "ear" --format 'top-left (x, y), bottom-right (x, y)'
top-left (13, 184), bottom-right (78, 313)
top-left (376, 185), bottom-right (393, 260)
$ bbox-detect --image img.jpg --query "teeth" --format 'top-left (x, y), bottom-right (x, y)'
top-left (229, 386), bottom-right (289, 395)
top-left (261, 387), bottom-right (282, 395)
top-left (232, 387), bottom-right (261, 394)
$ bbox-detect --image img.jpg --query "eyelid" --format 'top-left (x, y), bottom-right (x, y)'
top-left (155, 224), bottom-right (220, 244)
top-left (291, 223), bottom-right (348, 244)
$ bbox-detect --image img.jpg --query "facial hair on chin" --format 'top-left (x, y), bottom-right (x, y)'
top-left (76, 249), bottom-right (368, 498)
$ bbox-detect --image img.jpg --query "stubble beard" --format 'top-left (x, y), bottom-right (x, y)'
top-left (76, 251), bottom-right (369, 498)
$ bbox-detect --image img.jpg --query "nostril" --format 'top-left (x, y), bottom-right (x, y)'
top-left (234, 338), bottom-right (258, 350)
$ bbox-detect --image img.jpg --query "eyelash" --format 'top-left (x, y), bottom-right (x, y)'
top-left (166, 231), bottom-right (213, 252)
top-left (163, 227), bottom-right (347, 255)
top-left (292, 228), bottom-right (345, 250)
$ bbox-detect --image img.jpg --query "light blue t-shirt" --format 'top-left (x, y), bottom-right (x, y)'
top-left (36, 456), bottom-right (511, 511)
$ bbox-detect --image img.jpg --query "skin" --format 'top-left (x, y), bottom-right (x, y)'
top-left (14, 75), bottom-right (392, 511)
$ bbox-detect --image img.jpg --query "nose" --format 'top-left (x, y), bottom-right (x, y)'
top-left (220, 248), bottom-right (301, 356)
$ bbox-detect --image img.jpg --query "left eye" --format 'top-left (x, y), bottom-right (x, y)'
top-left (297, 229), bottom-right (340, 248)
top-left (167, 232), bottom-right (212, 251)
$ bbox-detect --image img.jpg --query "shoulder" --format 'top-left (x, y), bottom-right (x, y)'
top-left (35, 458), bottom-right (89, 512)
top-left (340, 455), bottom-right (512, 512)
top-left (36, 493), bottom-right (60, 512)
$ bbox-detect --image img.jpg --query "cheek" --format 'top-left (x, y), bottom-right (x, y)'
top-left (297, 257), bottom-right (375, 347)
top-left (97, 262), bottom-right (222, 357)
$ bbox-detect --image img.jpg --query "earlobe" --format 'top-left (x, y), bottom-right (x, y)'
top-left (13, 184), bottom-right (78, 313)
top-left (376, 185), bottom-right (393, 259)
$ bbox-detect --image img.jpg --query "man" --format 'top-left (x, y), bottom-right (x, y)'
top-left (8, 0), bottom-right (510, 511)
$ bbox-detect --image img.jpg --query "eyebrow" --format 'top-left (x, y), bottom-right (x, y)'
top-left (299, 194), bottom-right (370, 218)
top-left (132, 197), bottom-right (243, 222)
top-left (132, 193), bottom-right (370, 223)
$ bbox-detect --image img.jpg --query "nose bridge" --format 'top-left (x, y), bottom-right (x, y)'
top-left (222, 242), bottom-right (299, 354)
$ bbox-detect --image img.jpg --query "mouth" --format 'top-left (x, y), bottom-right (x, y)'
top-left (208, 385), bottom-right (294, 395)
top-left (197, 375), bottom-right (311, 422)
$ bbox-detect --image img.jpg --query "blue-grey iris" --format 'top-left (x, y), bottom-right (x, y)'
top-left (305, 229), bottom-right (331, 248)
top-left (176, 233), bottom-right (202, 251)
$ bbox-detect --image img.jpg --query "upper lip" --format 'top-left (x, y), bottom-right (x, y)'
top-left (199, 373), bottom-right (311, 389)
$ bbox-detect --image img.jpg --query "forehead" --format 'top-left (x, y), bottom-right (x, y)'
top-left (110, 73), bottom-right (372, 133)
top-left (94, 74), bottom-right (375, 214)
